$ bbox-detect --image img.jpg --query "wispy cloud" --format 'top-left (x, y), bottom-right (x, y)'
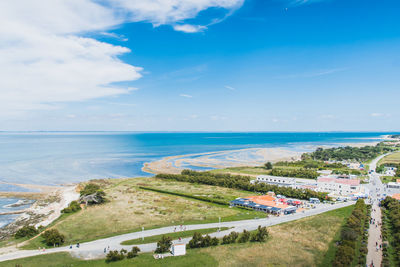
top-left (370, 113), bottom-right (391, 118)
top-left (277, 68), bottom-right (347, 79)
top-left (180, 94), bottom-right (193, 98)
top-left (287, 0), bottom-right (328, 6)
top-left (225, 85), bottom-right (236, 91)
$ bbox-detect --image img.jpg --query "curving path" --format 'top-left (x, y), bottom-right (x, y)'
top-left (0, 201), bottom-right (354, 262)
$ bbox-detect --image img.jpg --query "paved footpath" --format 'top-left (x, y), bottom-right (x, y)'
top-left (0, 201), bottom-right (354, 262)
top-left (365, 153), bottom-right (388, 267)
top-left (366, 200), bottom-right (382, 267)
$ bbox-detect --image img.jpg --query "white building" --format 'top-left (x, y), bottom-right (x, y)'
top-left (317, 177), bottom-right (361, 196)
top-left (256, 175), bottom-right (296, 187)
top-left (171, 243), bottom-right (186, 256)
top-left (256, 175), bottom-right (317, 190)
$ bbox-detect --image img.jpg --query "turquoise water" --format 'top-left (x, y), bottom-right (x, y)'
top-left (0, 131), bottom-right (397, 228)
top-left (0, 132), bottom-right (394, 186)
top-left (0, 198), bottom-right (34, 228)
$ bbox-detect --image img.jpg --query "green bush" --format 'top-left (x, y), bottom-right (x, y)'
top-left (41, 229), bottom-right (65, 246)
top-left (222, 231), bottom-right (239, 244)
top-left (187, 232), bottom-right (219, 248)
top-left (155, 235), bottom-right (172, 253)
top-left (332, 199), bottom-right (369, 266)
top-left (106, 250), bottom-right (126, 262)
top-left (250, 226), bottom-right (269, 242)
top-left (238, 230), bottom-right (250, 243)
top-left (80, 183), bottom-right (101, 196)
top-left (127, 246), bottom-right (140, 259)
top-left (15, 225), bottom-right (38, 239)
top-left (61, 201), bottom-right (81, 213)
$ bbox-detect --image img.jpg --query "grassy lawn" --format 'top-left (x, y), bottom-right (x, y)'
top-left (379, 152), bottom-right (400, 165)
top-left (121, 227), bottom-right (228, 245)
top-left (0, 251), bottom-right (218, 267)
top-left (202, 205), bottom-right (354, 267)
top-left (381, 176), bottom-right (398, 184)
top-left (1, 206), bottom-right (353, 267)
top-left (210, 166), bottom-right (269, 176)
top-left (23, 178), bottom-right (265, 249)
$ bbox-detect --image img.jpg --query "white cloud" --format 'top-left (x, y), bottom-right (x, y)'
top-left (112, 0), bottom-right (244, 28)
top-left (0, 0), bottom-right (243, 114)
top-left (370, 113), bottom-right (391, 118)
top-left (225, 85), bottom-right (236, 90)
top-left (173, 24), bottom-right (207, 33)
top-left (180, 94), bottom-right (193, 98)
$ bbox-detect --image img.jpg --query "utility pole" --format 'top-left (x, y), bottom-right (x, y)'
top-left (142, 226), bottom-right (144, 241)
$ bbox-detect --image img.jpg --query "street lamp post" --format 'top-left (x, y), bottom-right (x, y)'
top-left (142, 227), bottom-right (144, 241)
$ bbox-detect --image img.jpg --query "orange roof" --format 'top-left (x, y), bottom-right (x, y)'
top-left (245, 195), bottom-right (290, 209)
top-left (392, 193), bottom-right (400, 200)
top-left (246, 195), bottom-right (275, 202)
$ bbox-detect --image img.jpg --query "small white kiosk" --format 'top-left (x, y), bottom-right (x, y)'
top-left (171, 243), bottom-right (186, 256)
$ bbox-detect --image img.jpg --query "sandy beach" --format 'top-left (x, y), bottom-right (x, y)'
top-left (142, 140), bottom-right (385, 175)
top-left (0, 182), bottom-right (79, 242)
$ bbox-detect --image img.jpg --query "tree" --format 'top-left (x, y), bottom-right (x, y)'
top-left (80, 183), bottom-right (101, 196)
top-left (15, 225), bottom-right (38, 239)
top-left (188, 232), bottom-right (203, 248)
top-left (106, 250), bottom-right (125, 262)
top-left (222, 231), bottom-right (239, 244)
top-left (264, 162), bottom-right (273, 170)
top-left (41, 229), bottom-right (65, 246)
top-left (155, 235), bottom-right (172, 253)
top-left (238, 229), bottom-right (250, 243)
top-left (250, 226), bottom-right (269, 242)
top-left (61, 201), bottom-right (81, 213)
top-left (127, 246), bottom-right (140, 258)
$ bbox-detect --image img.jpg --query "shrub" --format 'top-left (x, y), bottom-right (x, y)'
top-left (332, 199), bottom-right (369, 266)
top-left (80, 183), bottom-right (101, 196)
top-left (41, 229), bottom-right (65, 246)
top-left (106, 250), bottom-right (125, 262)
top-left (127, 246), bottom-right (140, 258)
top-left (155, 235), bottom-right (172, 253)
top-left (238, 229), bottom-right (251, 243)
top-left (15, 225), bottom-right (38, 239)
top-left (250, 226), bottom-right (269, 242)
top-left (61, 201), bottom-right (81, 213)
top-left (222, 231), bottom-right (239, 244)
top-left (264, 162), bottom-right (273, 170)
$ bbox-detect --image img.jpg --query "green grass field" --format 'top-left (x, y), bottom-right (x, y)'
top-left (2, 205), bottom-right (353, 267)
top-left (22, 178), bottom-right (265, 249)
top-left (121, 227), bottom-right (228, 245)
top-left (0, 251), bottom-right (217, 267)
top-left (379, 152), bottom-right (400, 165)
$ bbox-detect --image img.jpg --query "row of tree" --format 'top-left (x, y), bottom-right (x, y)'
top-left (106, 247), bottom-right (140, 262)
top-left (302, 144), bottom-right (393, 162)
top-left (381, 197), bottom-right (400, 264)
top-left (156, 170), bottom-right (329, 201)
top-left (332, 199), bottom-right (369, 267)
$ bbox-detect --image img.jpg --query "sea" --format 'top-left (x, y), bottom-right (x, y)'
top-left (0, 131), bottom-right (397, 227)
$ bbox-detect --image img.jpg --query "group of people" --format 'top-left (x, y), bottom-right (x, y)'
top-left (103, 245), bottom-right (110, 253)
top-left (173, 224), bottom-right (186, 232)
top-left (69, 243), bottom-right (80, 249)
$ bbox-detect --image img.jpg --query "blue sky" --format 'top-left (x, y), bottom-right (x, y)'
top-left (1, 0), bottom-right (399, 131)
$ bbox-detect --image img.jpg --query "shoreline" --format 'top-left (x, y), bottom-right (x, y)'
top-left (0, 137), bottom-right (385, 233)
top-left (0, 183), bottom-right (79, 240)
top-left (142, 140), bottom-right (383, 175)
